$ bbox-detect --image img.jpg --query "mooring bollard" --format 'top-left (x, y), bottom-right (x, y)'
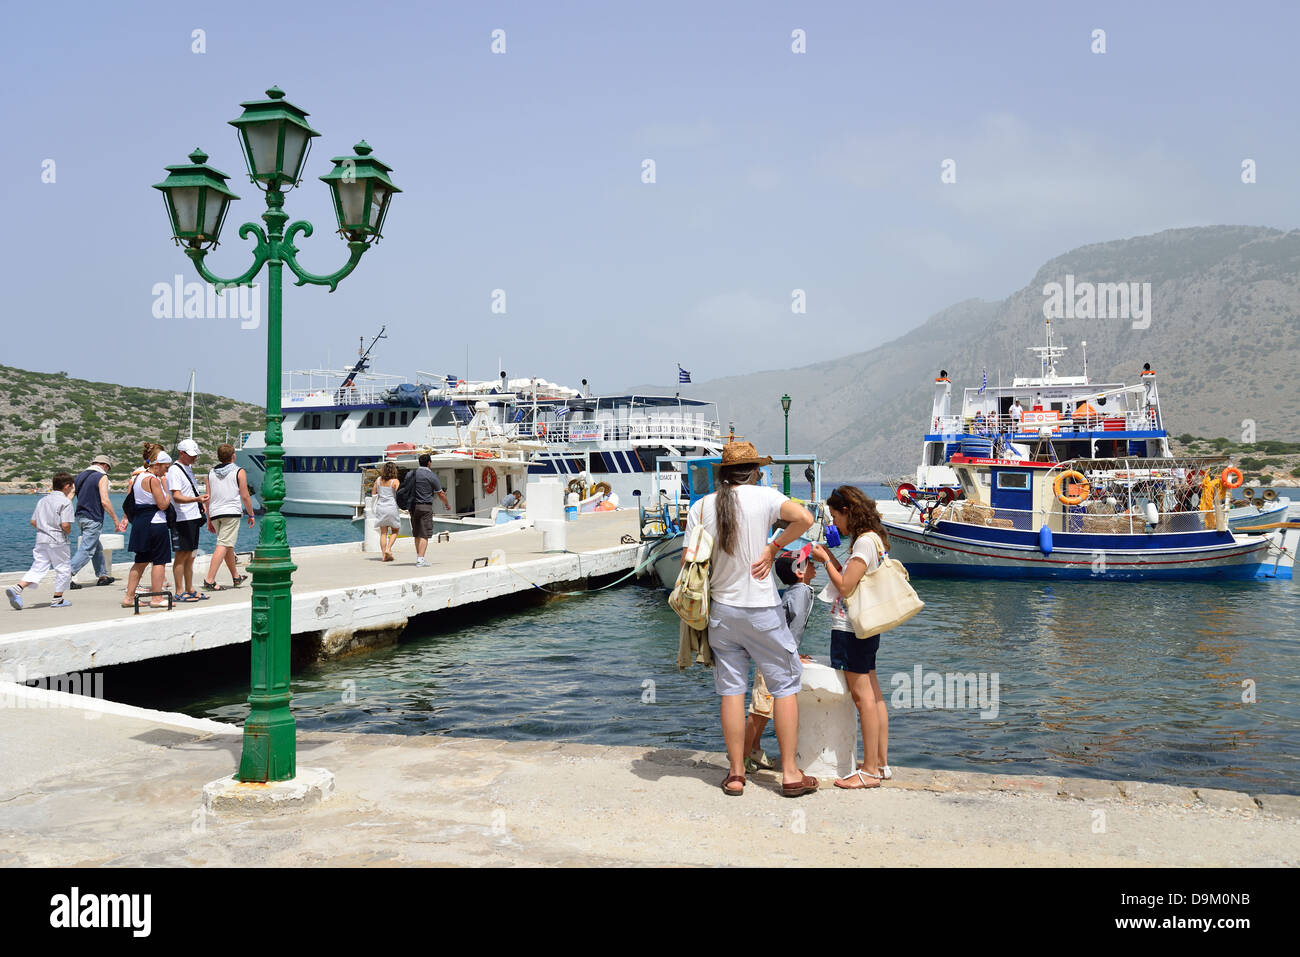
top-left (793, 659), bottom-right (859, 779)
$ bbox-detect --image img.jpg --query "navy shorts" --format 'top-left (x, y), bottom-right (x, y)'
top-left (171, 517), bottom-right (203, 552)
top-left (830, 628), bottom-right (880, 674)
top-left (133, 522), bottom-right (173, 567)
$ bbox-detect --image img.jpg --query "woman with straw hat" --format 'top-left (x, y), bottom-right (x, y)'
top-left (684, 441), bottom-right (818, 797)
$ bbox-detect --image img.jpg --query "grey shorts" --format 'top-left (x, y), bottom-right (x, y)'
top-left (708, 601), bottom-right (803, 699)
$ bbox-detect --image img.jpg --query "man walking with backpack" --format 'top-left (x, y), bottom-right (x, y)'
top-left (400, 453), bottom-right (449, 567)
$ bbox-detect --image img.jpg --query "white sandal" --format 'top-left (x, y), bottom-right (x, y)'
top-left (880, 764), bottom-right (893, 780)
top-left (834, 768), bottom-right (882, 789)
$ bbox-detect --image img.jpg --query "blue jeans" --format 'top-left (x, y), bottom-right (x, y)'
top-left (69, 518), bottom-right (106, 577)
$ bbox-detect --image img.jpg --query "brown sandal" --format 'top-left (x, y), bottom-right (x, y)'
top-left (781, 772), bottom-right (819, 797)
top-left (721, 773), bottom-right (746, 796)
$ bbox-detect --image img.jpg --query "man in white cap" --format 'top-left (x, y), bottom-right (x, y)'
top-left (68, 452), bottom-right (128, 589)
top-left (168, 439), bottom-right (209, 601)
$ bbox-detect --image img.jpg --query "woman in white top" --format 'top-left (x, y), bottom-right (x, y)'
top-left (811, 485), bottom-right (892, 789)
top-left (123, 452), bottom-right (174, 609)
top-left (683, 442), bottom-right (817, 797)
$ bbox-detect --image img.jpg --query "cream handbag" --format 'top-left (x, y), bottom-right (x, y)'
top-left (844, 532), bottom-right (924, 637)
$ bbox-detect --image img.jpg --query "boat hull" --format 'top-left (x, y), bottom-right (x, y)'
top-left (882, 520), bottom-right (1294, 581)
top-left (639, 535), bottom-right (683, 589)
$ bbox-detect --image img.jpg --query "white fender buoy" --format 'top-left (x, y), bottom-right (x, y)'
top-left (1144, 502), bottom-right (1159, 526)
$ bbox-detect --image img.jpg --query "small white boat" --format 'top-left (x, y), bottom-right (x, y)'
top-left (1228, 495), bottom-right (1292, 533)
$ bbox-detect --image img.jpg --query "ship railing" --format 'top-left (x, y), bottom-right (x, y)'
top-left (932, 411), bottom-right (1162, 436)
top-left (931, 501), bottom-right (1213, 535)
top-left (515, 420), bottom-right (721, 445)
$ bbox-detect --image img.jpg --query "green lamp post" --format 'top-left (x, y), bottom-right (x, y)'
top-left (781, 394), bottom-right (792, 495)
top-left (153, 87), bottom-right (399, 783)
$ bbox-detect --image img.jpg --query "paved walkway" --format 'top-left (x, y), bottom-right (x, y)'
top-left (0, 511), bottom-right (641, 675)
top-left (0, 510), bottom-right (638, 628)
top-left (1, 698), bottom-right (1295, 867)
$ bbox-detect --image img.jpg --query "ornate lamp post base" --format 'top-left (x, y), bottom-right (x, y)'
top-left (203, 766), bottom-right (335, 816)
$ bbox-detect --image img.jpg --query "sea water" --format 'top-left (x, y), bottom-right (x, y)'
top-left (4, 487), bottom-right (1297, 794)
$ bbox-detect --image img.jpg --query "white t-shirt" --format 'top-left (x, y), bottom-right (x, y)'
top-left (824, 533), bottom-right (882, 632)
top-left (168, 462), bottom-right (203, 521)
top-left (32, 491), bottom-right (74, 546)
top-left (685, 484), bottom-right (788, 608)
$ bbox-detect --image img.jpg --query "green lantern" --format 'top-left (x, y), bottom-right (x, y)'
top-left (319, 141), bottom-right (401, 243)
top-left (228, 86), bottom-right (320, 189)
top-left (152, 148), bottom-right (240, 249)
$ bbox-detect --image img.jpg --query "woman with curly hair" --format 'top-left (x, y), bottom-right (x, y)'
top-left (810, 485), bottom-right (892, 790)
top-left (372, 461), bottom-right (402, 561)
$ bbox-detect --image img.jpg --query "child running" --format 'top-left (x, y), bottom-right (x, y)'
top-left (810, 486), bottom-right (892, 790)
top-left (743, 553), bottom-right (817, 772)
top-left (6, 473), bottom-right (77, 610)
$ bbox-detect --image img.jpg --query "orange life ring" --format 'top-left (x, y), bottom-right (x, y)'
top-left (482, 466), bottom-right (497, 495)
top-left (1220, 467), bottom-right (1243, 490)
top-left (1054, 470), bottom-right (1090, 506)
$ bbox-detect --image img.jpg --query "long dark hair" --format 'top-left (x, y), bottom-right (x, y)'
top-left (827, 485), bottom-right (888, 550)
top-left (715, 464), bottom-right (758, 556)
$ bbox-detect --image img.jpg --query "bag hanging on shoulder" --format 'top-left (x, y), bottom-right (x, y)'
top-left (395, 470), bottom-right (415, 511)
top-left (668, 524), bottom-right (714, 631)
top-left (121, 477), bottom-right (137, 521)
top-left (843, 531), bottom-right (924, 638)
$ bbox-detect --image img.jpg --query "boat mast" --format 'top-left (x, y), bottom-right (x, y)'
top-left (188, 369), bottom-right (196, 439)
top-left (338, 325), bottom-right (387, 393)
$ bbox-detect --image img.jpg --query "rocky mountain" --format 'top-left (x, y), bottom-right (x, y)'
top-left (0, 366), bottom-right (263, 488)
top-left (625, 226), bottom-right (1300, 480)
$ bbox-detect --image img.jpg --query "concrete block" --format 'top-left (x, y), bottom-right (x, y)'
top-left (202, 767), bottom-right (334, 816)
top-left (1194, 788), bottom-right (1258, 812)
top-left (882, 766), bottom-right (932, 790)
top-left (1118, 781), bottom-right (1198, 807)
top-left (1058, 777), bottom-right (1124, 802)
top-left (794, 660), bottom-right (857, 780)
top-left (1254, 793), bottom-right (1300, 818)
top-left (987, 774), bottom-right (1063, 794)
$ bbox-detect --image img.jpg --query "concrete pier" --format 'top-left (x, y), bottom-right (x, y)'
top-left (0, 511), bottom-right (641, 676)
top-left (1, 688), bottom-right (1296, 867)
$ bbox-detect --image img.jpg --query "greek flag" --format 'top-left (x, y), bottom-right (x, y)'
top-left (555, 406), bottom-right (571, 418)
top-left (978, 368), bottom-right (987, 395)
top-left (678, 365), bottom-right (692, 384)
top-left (446, 374), bottom-right (458, 389)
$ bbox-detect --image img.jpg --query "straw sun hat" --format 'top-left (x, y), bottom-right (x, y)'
top-left (720, 441), bottom-right (773, 467)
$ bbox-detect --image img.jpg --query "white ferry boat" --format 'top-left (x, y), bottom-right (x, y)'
top-left (236, 335), bottom-right (723, 516)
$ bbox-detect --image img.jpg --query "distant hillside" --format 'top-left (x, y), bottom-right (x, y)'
top-left (627, 226), bottom-right (1300, 479)
top-left (0, 366), bottom-right (263, 488)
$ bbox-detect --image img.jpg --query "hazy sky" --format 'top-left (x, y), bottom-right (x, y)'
top-left (4, 0), bottom-right (1298, 403)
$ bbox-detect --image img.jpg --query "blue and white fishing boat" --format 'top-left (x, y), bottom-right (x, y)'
top-left (883, 453), bottom-right (1297, 581)
top-left (906, 321), bottom-right (1171, 502)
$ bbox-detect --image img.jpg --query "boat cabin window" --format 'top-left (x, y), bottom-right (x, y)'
top-left (996, 471), bottom-right (1030, 490)
top-left (957, 468), bottom-right (979, 498)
